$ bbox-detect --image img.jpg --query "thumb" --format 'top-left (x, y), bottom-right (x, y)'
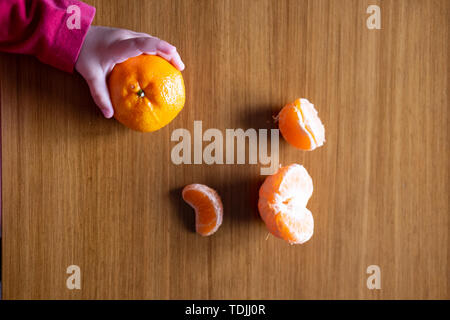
top-left (86, 77), bottom-right (115, 118)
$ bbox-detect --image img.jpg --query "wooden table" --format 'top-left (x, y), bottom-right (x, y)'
top-left (1, 0), bottom-right (448, 299)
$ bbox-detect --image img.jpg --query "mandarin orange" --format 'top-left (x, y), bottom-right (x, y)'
top-left (258, 164), bottom-right (314, 244)
top-left (108, 55), bottom-right (185, 132)
top-left (182, 184), bottom-right (223, 236)
top-left (278, 98), bottom-right (325, 150)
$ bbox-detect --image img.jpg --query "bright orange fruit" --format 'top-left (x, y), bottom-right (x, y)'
top-left (258, 164), bottom-right (314, 244)
top-left (108, 55), bottom-right (185, 132)
top-left (278, 98), bottom-right (325, 150)
top-left (182, 184), bottom-right (223, 236)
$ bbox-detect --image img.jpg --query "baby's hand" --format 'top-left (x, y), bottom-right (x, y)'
top-left (75, 26), bottom-right (185, 118)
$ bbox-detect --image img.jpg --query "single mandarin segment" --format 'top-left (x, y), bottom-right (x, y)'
top-left (258, 164), bottom-right (314, 244)
top-left (278, 98), bottom-right (325, 150)
top-left (108, 55), bottom-right (185, 132)
top-left (182, 184), bottom-right (223, 236)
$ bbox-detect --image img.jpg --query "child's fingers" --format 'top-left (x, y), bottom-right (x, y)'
top-left (111, 37), bottom-right (161, 60)
top-left (87, 78), bottom-right (114, 118)
top-left (130, 31), bottom-right (154, 39)
top-left (126, 32), bottom-right (177, 54)
top-left (156, 40), bottom-right (177, 54)
top-left (156, 50), bottom-right (185, 71)
top-left (154, 40), bottom-right (185, 70)
top-left (168, 53), bottom-right (185, 71)
top-left (112, 37), bottom-right (185, 71)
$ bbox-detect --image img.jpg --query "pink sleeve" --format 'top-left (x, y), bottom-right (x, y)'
top-left (0, 0), bottom-right (96, 73)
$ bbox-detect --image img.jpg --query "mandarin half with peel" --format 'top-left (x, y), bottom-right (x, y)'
top-left (182, 184), bottom-right (223, 236)
top-left (278, 98), bottom-right (325, 150)
top-left (108, 55), bottom-right (185, 132)
top-left (258, 164), bottom-right (314, 244)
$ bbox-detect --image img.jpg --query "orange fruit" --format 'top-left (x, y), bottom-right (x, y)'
top-left (182, 184), bottom-right (223, 236)
top-left (108, 55), bottom-right (185, 132)
top-left (258, 164), bottom-right (314, 244)
top-left (278, 98), bottom-right (325, 150)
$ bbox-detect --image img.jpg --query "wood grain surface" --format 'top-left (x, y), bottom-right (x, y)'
top-left (1, 0), bottom-right (448, 299)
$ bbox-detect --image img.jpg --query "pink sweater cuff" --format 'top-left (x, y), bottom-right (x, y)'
top-left (45, 2), bottom-right (96, 73)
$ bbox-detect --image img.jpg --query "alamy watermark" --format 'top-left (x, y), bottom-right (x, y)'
top-left (366, 265), bottom-right (381, 289)
top-left (66, 5), bottom-right (81, 30)
top-left (366, 5), bottom-right (381, 30)
top-left (171, 121), bottom-right (280, 175)
top-left (66, 265), bottom-right (81, 290)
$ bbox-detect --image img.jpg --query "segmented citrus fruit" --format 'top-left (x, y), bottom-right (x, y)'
top-left (258, 164), bottom-right (314, 244)
top-left (278, 98), bottom-right (325, 150)
top-left (182, 184), bottom-right (223, 236)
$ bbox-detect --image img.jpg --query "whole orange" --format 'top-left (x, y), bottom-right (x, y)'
top-left (108, 55), bottom-right (185, 132)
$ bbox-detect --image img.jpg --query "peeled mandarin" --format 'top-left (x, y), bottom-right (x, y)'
top-left (258, 164), bottom-right (314, 244)
top-left (278, 98), bottom-right (325, 150)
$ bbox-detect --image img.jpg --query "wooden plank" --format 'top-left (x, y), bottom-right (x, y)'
top-left (1, 0), bottom-right (448, 299)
